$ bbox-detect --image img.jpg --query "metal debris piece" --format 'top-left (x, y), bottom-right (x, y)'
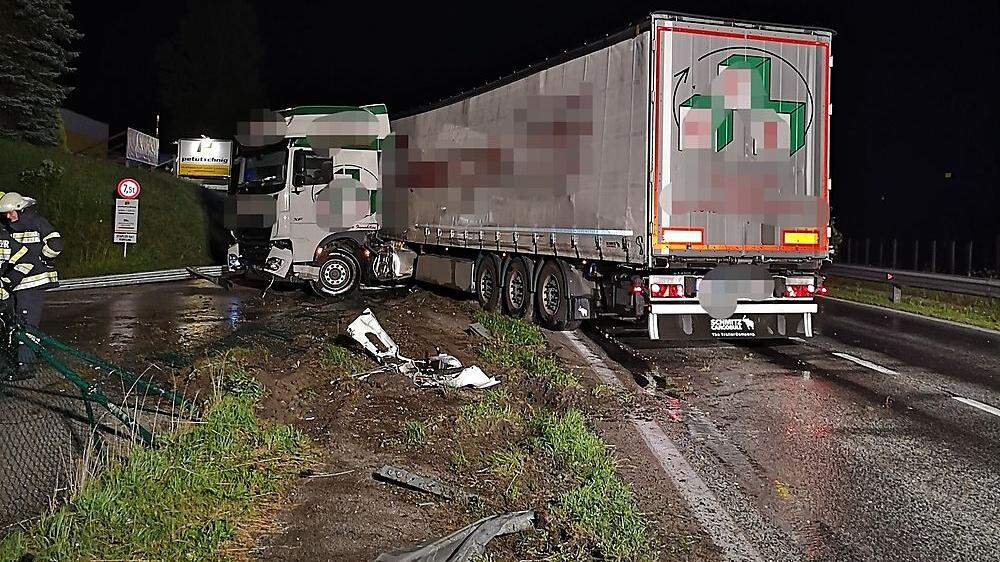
top-left (465, 322), bottom-right (492, 340)
top-left (374, 510), bottom-right (535, 562)
top-left (345, 310), bottom-right (500, 389)
top-left (375, 465), bottom-right (470, 502)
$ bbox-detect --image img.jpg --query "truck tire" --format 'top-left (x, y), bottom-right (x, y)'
top-left (535, 259), bottom-right (581, 331)
top-left (476, 255), bottom-right (501, 311)
top-left (310, 249), bottom-right (360, 298)
top-left (501, 256), bottom-right (533, 319)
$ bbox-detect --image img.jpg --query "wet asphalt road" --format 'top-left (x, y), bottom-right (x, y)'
top-left (593, 297), bottom-right (1000, 562)
top-left (31, 284), bottom-right (1000, 561)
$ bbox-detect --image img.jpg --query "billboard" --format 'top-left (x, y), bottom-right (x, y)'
top-left (176, 138), bottom-right (232, 179)
top-left (125, 127), bottom-right (159, 166)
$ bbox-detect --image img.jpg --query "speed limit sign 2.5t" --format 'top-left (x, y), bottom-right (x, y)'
top-left (116, 178), bottom-right (141, 199)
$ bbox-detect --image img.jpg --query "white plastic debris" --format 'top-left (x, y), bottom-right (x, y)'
top-left (442, 365), bottom-right (501, 389)
top-left (347, 308), bottom-right (399, 360)
top-left (344, 309), bottom-right (500, 390)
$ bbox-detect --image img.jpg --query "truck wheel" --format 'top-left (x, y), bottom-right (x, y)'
top-left (501, 256), bottom-right (533, 319)
top-left (310, 249), bottom-right (360, 298)
top-left (476, 256), bottom-right (501, 311)
top-left (535, 260), bottom-right (581, 331)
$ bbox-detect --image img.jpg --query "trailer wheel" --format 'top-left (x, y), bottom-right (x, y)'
top-left (501, 257), bottom-right (533, 319)
top-left (310, 249), bottom-right (360, 298)
top-left (476, 256), bottom-right (501, 311)
top-left (535, 260), bottom-right (580, 331)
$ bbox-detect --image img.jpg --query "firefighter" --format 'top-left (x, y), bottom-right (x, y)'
top-left (0, 192), bottom-right (61, 377)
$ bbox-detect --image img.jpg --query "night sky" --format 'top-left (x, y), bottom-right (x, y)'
top-left (66, 1), bottom-right (999, 245)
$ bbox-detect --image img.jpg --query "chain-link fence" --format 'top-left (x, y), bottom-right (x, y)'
top-left (0, 305), bottom-right (185, 535)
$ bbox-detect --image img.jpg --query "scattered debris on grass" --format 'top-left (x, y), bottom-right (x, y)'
top-left (348, 308), bottom-right (499, 388)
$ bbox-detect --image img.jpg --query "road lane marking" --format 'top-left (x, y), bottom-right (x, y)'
top-left (952, 396), bottom-right (1000, 417)
top-left (563, 331), bottom-right (763, 562)
top-left (831, 351), bottom-right (899, 375)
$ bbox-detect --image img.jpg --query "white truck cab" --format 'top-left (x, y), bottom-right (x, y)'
top-left (225, 104), bottom-right (415, 296)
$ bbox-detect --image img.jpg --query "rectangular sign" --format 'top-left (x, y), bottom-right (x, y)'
top-left (176, 138), bottom-right (232, 179)
top-left (114, 198), bottom-right (139, 234)
top-left (113, 232), bottom-right (137, 243)
top-left (126, 127), bottom-right (160, 166)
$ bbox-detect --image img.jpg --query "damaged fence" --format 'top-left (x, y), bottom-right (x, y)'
top-left (0, 311), bottom-right (186, 534)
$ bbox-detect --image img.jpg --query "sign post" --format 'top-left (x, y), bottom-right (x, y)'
top-left (114, 178), bottom-right (141, 257)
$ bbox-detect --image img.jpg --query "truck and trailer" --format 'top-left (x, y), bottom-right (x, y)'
top-left (224, 11), bottom-right (833, 340)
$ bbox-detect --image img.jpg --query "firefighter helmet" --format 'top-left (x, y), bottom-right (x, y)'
top-left (0, 192), bottom-right (36, 213)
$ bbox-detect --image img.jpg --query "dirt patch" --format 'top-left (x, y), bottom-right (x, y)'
top-left (138, 286), bottom-right (721, 560)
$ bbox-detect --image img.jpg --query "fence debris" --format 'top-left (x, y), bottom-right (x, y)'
top-left (375, 510), bottom-right (535, 562)
top-left (374, 464), bottom-right (471, 502)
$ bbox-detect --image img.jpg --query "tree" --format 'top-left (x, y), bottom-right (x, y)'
top-left (0, 0), bottom-right (81, 145)
top-left (156, 0), bottom-right (267, 141)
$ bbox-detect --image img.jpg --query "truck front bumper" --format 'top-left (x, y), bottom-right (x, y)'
top-left (648, 301), bottom-right (817, 340)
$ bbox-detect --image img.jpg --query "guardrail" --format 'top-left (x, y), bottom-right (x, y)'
top-left (48, 266), bottom-right (224, 292)
top-left (823, 264), bottom-right (1000, 299)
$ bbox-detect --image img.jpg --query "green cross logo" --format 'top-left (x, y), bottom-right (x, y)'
top-left (680, 55), bottom-right (806, 155)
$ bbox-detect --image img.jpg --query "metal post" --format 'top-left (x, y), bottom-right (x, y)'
top-left (846, 237), bottom-right (853, 264)
top-left (890, 284), bottom-right (902, 303)
top-left (878, 239), bottom-right (884, 267)
top-left (913, 240), bottom-right (920, 270)
top-left (864, 238), bottom-right (870, 265)
top-left (966, 241), bottom-right (974, 277)
top-left (930, 240), bottom-right (937, 272)
top-left (891, 239), bottom-right (898, 269)
top-left (949, 240), bottom-right (956, 274)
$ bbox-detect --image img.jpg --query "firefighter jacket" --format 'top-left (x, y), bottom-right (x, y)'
top-left (5, 209), bottom-right (61, 290)
top-left (0, 230), bottom-right (31, 300)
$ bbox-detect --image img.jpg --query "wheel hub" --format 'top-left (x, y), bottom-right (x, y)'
top-left (542, 274), bottom-right (560, 316)
top-left (508, 269), bottom-right (525, 309)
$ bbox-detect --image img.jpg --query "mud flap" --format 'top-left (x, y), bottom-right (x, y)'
top-left (650, 312), bottom-right (813, 340)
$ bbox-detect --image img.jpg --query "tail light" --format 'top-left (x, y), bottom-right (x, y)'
top-left (784, 276), bottom-right (817, 298)
top-left (816, 284), bottom-right (828, 296)
top-left (648, 275), bottom-right (685, 298)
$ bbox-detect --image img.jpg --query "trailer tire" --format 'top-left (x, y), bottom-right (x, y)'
top-left (535, 259), bottom-right (581, 331)
top-left (475, 255), bottom-right (501, 311)
top-left (501, 256), bottom-right (533, 319)
top-left (310, 249), bottom-right (360, 298)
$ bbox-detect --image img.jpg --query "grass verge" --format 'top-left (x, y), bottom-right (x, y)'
top-left (0, 138), bottom-right (214, 277)
top-left (472, 312), bottom-right (655, 560)
top-left (536, 410), bottom-right (655, 561)
top-left (0, 369), bottom-right (308, 561)
top-left (474, 311), bottom-right (580, 389)
top-left (825, 276), bottom-right (1000, 331)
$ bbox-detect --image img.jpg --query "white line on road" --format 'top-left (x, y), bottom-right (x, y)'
top-left (563, 331), bottom-right (763, 562)
top-left (831, 351), bottom-right (899, 375)
top-left (952, 396), bottom-right (1000, 417)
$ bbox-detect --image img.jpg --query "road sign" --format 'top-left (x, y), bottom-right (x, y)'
top-left (116, 178), bottom-right (141, 199)
top-left (114, 199), bottom-right (139, 233)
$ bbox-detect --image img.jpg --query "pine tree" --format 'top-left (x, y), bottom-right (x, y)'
top-left (0, 0), bottom-right (82, 145)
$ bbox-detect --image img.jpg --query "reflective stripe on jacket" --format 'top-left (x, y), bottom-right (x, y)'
top-left (6, 209), bottom-right (60, 291)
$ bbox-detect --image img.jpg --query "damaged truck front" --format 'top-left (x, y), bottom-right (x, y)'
top-left (224, 105), bottom-right (416, 296)
top-left (380, 12), bottom-right (833, 340)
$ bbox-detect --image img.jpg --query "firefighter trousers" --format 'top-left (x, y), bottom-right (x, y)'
top-left (14, 288), bottom-right (45, 365)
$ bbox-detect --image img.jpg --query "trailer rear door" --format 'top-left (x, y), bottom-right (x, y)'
top-left (650, 16), bottom-right (832, 261)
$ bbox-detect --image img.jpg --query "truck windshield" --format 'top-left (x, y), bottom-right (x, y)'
top-left (234, 149), bottom-right (287, 194)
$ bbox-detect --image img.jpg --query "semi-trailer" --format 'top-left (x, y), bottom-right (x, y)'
top-left (381, 11), bottom-right (833, 339)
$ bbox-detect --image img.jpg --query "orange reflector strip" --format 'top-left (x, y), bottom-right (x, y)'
top-left (782, 230), bottom-right (819, 245)
top-left (662, 227), bottom-right (704, 244)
